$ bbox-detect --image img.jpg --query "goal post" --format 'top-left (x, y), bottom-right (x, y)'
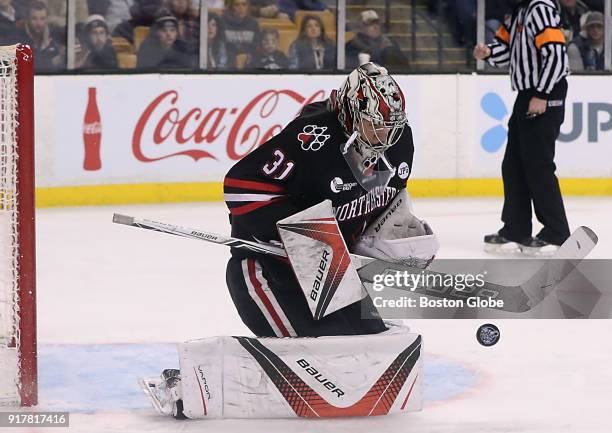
top-left (0, 44), bottom-right (37, 407)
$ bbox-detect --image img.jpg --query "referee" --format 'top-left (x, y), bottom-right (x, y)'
top-left (474, 0), bottom-right (570, 254)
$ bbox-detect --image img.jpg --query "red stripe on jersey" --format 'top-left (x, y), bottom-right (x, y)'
top-left (225, 177), bottom-right (286, 193)
top-left (229, 197), bottom-right (285, 216)
top-left (247, 259), bottom-right (291, 337)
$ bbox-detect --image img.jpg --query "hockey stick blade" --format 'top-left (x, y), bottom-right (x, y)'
top-left (358, 226), bottom-right (598, 314)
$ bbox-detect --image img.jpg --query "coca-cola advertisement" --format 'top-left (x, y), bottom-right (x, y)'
top-left (43, 75), bottom-right (420, 188)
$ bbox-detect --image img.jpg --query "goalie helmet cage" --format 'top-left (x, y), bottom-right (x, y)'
top-left (0, 44), bottom-right (37, 406)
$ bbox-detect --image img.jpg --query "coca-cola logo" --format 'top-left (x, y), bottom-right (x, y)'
top-left (132, 89), bottom-right (325, 163)
top-left (83, 122), bottom-right (101, 135)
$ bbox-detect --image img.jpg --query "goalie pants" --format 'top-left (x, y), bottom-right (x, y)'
top-left (226, 255), bottom-right (387, 337)
top-left (500, 78), bottom-right (570, 246)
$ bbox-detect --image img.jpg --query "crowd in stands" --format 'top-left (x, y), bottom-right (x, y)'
top-left (0, 0), bottom-right (608, 73)
top-left (430, 0), bottom-right (608, 71)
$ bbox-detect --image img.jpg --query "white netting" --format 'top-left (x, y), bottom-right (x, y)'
top-left (0, 45), bottom-right (20, 405)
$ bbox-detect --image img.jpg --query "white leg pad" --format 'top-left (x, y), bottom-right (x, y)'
top-left (179, 324), bottom-right (422, 419)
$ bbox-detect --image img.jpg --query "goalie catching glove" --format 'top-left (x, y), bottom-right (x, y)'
top-left (353, 189), bottom-right (439, 268)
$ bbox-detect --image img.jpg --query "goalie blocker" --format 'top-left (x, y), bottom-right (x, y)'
top-left (143, 322), bottom-right (422, 419)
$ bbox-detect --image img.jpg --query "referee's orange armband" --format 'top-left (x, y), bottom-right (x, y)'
top-left (535, 28), bottom-right (566, 49)
top-left (495, 26), bottom-right (510, 44)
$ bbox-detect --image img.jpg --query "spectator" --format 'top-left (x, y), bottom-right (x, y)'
top-left (345, 10), bottom-right (406, 70)
top-left (582, 0), bottom-right (603, 11)
top-left (558, 0), bottom-right (589, 40)
top-left (288, 14), bottom-right (335, 70)
top-left (448, 0), bottom-right (476, 48)
top-left (207, 12), bottom-right (231, 69)
top-left (137, 11), bottom-right (193, 69)
top-left (222, 0), bottom-right (260, 60)
top-left (87, 0), bottom-right (111, 16)
top-left (106, 0), bottom-right (135, 32)
top-left (248, 28), bottom-right (288, 69)
top-left (278, 0), bottom-right (326, 20)
top-left (113, 0), bottom-right (163, 44)
top-left (168, 0), bottom-right (199, 52)
top-left (13, 1), bottom-right (65, 72)
top-left (485, 0), bottom-right (515, 44)
top-left (568, 11), bottom-right (605, 71)
top-left (76, 15), bottom-right (118, 70)
top-left (43, 0), bottom-right (89, 28)
top-left (250, 0), bottom-right (289, 20)
top-left (0, 0), bottom-right (17, 44)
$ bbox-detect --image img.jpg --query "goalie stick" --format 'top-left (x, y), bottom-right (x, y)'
top-left (112, 213), bottom-right (376, 268)
top-left (357, 226), bottom-right (598, 314)
top-left (112, 214), bottom-right (597, 313)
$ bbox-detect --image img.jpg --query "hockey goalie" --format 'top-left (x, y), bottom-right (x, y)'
top-left (143, 63), bottom-right (439, 420)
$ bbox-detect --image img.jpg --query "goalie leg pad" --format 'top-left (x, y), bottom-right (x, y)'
top-left (179, 323), bottom-right (422, 419)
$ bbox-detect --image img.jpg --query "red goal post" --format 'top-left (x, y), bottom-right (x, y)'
top-left (0, 44), bottom-right (37, 406)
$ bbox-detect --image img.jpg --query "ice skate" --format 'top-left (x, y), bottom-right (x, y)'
top-left (518, 237), bottom-right (559, 256)
top-left (483, 232), bottom-right (519, 254)
top-left (139, 369), bottom-right (186, 419)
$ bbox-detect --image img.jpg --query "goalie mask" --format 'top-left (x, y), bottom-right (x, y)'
top-left (329, 63), bottom-right (408, 192)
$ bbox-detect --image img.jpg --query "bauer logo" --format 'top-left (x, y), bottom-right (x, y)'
top-left (296, 359), bottom-right (345, 398)
top-left (476, 323), bottom-right (500, 347)
top-left (330, 177), bottom-right (357, 193)
top-left (480, 92), bottom-right (509, 153)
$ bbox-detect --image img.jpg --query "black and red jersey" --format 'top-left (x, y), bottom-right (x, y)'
top-left (223, 101), bottom-right (415, 258)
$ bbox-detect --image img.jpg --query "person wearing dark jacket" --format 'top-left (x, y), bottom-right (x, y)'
top-left (567, 11), bottom-right (605, 71)
top-left (13, 1), bottom-right (65, 72)
top-left (207, 12), bottom-right (232, 69)
top-left (288, 14), bottom-right (335, 70)
top-left (345, 10), bottom-right (406, 70)
top-left (137, 12), bottom-right (193, 69)
top-left (247, 28), bottom-right (288, 70)
top-left (222, 0), bottom-right (260, 61)
top-left (77, 15), bottom-right (118, 70)
top-left (278, 0), bottom-right (326, 20)
top-left (113, 0), bottom-right (162, 44)
top-left (0, 0), bottom-right (18, 44)
top-left (558, 0), bottom-right (589, 39)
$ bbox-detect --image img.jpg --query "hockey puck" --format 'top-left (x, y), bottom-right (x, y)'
top-left (476, 323), bottom-right (500, 347)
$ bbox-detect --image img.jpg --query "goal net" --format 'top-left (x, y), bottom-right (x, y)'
top-left (0, 45), bottom-right (37, 406)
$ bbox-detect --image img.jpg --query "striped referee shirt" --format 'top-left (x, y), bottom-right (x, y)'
top-left (487, 0), bottom-right (569, 99)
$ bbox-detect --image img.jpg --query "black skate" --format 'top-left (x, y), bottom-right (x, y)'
top-left (139, 369), bottom-right (187, 419)
top-left (518, 237), bottom-right (559, 256)
top-left (483, 232), bottom-right (519, 254)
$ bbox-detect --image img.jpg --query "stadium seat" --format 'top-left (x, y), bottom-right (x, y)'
top-left (117, 53), bottom-right (137, 69)
top-left (257, 17), bottom-right (296, 30)
top-left (235, 53), bottom-right (248, 69)
top-left (112, 37), bottom-right (134, 54)
top-left (133, 26), bottom-right (150, 52)
top-left (277, 29), bottom-right (299, 55)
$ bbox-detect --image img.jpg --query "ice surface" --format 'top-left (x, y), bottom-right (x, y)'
top-left (17, 197), bottom-right (612, 432)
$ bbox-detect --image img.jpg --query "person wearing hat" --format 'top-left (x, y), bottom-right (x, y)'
top-left (76, 15), bottom-right (118, 70)
top-left (113, 0), bottom-right (163, 44)
top-left (567, 11), bottom-right (606, 71)
top-left (136, 10), bottom-right (194, 69)
top-left (345, 10), bottom-right (406, 70)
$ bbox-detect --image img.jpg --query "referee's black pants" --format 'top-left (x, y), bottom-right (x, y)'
top-left (499, 78), bottom-right (570, 246)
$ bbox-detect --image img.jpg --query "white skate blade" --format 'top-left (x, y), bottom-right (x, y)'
top-left (484, 241), bottom-right (519, 254)
top-left (519, 244), bottom-right (559, 257)
top-left (139, 377), bottom-right (171, 416)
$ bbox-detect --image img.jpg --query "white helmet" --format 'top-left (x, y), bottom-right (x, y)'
top-left (329, 63), bottom-right (408, 191)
